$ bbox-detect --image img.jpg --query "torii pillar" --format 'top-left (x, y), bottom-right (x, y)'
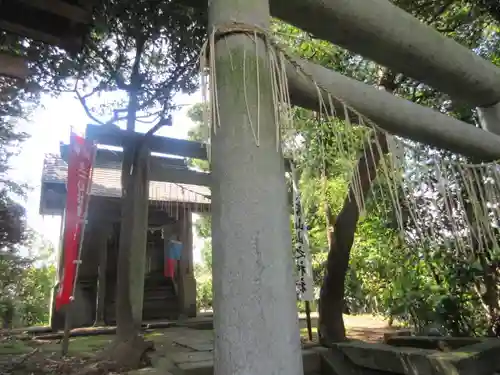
top-left (478, 103), bottom-right (500, 136)
top-left (208, 0), bottom-right (303, 374)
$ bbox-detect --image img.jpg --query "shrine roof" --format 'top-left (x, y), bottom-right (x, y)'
top-left (41, 153), bottom-right (210, 205)
top-left (0, 0), bottom-right (94, 53)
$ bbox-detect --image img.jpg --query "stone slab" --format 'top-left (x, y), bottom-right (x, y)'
top-left (337, 341), bottom-right (435, 374)
top-left (337, 339), bottom-right (500, 375)
top-left (177, 360), bottom-right (214, 375)
top-left (177, 318), bottom-right (214, 331)
top-left (180, 329), bottom-right (213, 339)
top-left (128, 368), bottom-right (173, 375)
top-left (172, 351), bottom-right (213, 365)
top-left (173, 336), bottom-right (213, 352)
top-left (320, 346), bottom-right (387, 375)
top-left (446, 339), bottom-right (500, 375)
top-left (171, 329), bottom-right (214, 352)
top-left (386, 336), bottom-right (483, 350)
top-left (174, 348), bottom-right (323, 375)
top-left (383, 329), bottom-right (413, 343)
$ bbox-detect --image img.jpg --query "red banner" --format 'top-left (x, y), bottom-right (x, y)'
top-left (55, 133), bottom-right (95, 311)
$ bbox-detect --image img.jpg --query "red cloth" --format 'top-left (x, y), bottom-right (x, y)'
top-left (164, 258), bottom-right (177, 278)
top-left (55, 133), bottom-right (95, 311)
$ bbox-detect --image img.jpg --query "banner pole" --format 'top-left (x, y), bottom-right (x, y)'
top-left (61, 141), bottom-right (97, 356)
top-left (305, 301), bottom-right (313, 341)
top-left (61, 303), bottom-right (72, 356)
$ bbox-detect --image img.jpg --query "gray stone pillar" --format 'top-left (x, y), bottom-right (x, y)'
top-left (94, 223), bottom-right (111, 326)
top-left (178, 210), bottom-right (196, 318)
top-left (208, 0), bottom-right (304, 373)
top-left (478, 103), bottom-right (500, 136)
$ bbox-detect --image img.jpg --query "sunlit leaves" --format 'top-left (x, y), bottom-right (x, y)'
top-left (273, 0), bottom-right (500, 334)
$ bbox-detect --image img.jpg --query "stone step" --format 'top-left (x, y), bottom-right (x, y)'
top-left (171, 347), bottom-right (328, 375)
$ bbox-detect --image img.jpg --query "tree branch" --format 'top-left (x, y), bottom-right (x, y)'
top-left (144, 115), bottom-right (172, 138)
top-left (139, 54), bottom-right (198, 111)
top-left (75, 87), bottom-right (105, 126)
top-left (125, 35), bottom-right (146, 132)
top-left (130, 37), bottom-right (146, 89)
top-left (135, 111), bottom-right (162, 124)
top-left (87, 40), bottom-right (128, 90)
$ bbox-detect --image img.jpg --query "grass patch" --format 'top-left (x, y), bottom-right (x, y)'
top-left (0, 339), bottom-right (33, 355)
top-left (300, 327), bottom-right (318, 335)
top-left (300, 327), bottom-right (318, 341)
top-left (41, 335), bottom-right (113, 357)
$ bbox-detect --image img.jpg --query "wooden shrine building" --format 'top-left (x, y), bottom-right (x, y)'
top-left (39, 125), bottom-right (211, 329)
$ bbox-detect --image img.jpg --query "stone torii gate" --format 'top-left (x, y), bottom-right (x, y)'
top-left (187, 0), bottom-right (500, 133)
top-left (181, 0), bottom-right (500, 161)
top-left (204, 0), bottom-right (500, 375)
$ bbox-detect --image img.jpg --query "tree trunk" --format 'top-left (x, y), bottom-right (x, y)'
top-left (318, 132), bottom-right (389, 344)
top-left (323, 172), bottom-right (336, 250)
top-left (103, 36), bottom-right (153, 367)
top-left (2, 302), bottom-right (13, 329)
top-left (104, 139), bottom-right (152, 370)
top-left (208, 1), bottom-right (303, 374)
top-left (318, 68), bottom-right (396, 344)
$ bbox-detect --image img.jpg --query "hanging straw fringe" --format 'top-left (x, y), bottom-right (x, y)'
top-left (199, 19), bottom-right (500, 271)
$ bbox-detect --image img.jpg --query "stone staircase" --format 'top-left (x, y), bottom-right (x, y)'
top-left (105, 274), bottom-right (179, 324)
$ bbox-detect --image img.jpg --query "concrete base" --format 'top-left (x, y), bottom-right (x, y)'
top-left (320, 346), bottom-right (383, 375)
top-left (172, 347), bottom-right (327, 375)
top-left (478, 102), bottom-right (500, 136)
top-left (385, 336), bottom-right (483, 350)
top-left (336, 339), bottom-right (500, 375)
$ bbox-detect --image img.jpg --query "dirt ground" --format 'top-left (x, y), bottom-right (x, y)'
top-left (298, 313), bottom-right (396, 343)
top-left (344, 314), bottom-right (397, 342)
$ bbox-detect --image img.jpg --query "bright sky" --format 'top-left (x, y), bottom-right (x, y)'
top-left (8, 89), bottom-right (205, 264)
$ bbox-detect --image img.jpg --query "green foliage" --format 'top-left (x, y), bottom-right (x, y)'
top-left (0, 39), bottom-right (59, 327)
top-left (194, 237), bottom-right (213, 311)
top-left (73, 0), bottom-right (206, 128)
top-left (274, 0), bottom-right (500, 337)
top-left (186, 105), bottom-right (214, 310)
top-left (196, 276), bottom-right (213, 311)
top-left (0, 236), bottom-right (56, 328)
top-left (0, 128), bottom-right (55, 328)
top-left (15, 264), bottom-right (55, 326)
top-left (186, 103), bottom-right (210, 171)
